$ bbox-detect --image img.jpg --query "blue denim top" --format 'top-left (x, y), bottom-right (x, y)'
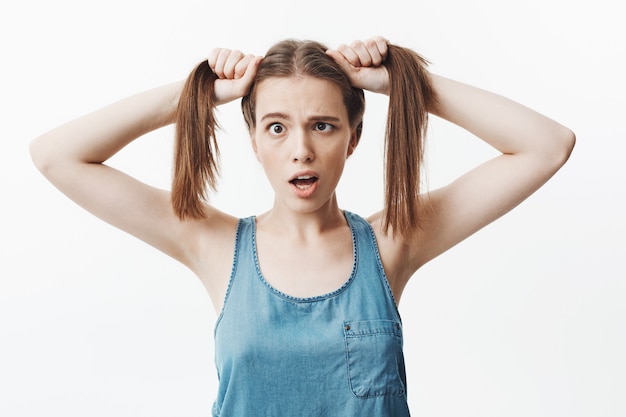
top-left (213, 211), bottom-right (410, 416)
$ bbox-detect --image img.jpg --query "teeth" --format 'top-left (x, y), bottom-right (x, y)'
top-left (296, 175), bottom-right (313, 180)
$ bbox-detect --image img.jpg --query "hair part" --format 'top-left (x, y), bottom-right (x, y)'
top-left (241, 40), bottom-right (365, 138)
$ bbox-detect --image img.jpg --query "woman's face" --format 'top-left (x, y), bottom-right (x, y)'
top-left (251, 76), bottom-right (357, 214)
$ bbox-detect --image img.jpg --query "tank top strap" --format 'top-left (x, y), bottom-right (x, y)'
top-left (214, 216), bottom-right (254, 330)
top-left (344, 210), bottom-right (401, 319)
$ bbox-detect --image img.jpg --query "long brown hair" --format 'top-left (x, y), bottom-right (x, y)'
top-left (383, 45), bottom-right (436, 237)
top-left (172, 60), bottom-right (218, 219)
top-left (172, 39), bottom-right (435, 239)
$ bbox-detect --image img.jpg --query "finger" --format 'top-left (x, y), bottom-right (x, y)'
top-left (234, 54), bottom-right (256, 79)
top-left (350, 40), bottom-right (373, 67)
top-left (372, 35), bottom-right (389, 56)
top-left (228, 56), bottom-right (263, 100)
top-left (326, 49), bottom-right (355, 75)
top-left (207, 48), bottom-right (219, 69)
top-left (364, 37), bottom-right (388, 66)
top-left (210, 48), bottom-right (232, 78)
top-left (223, 50), bottom-right (245, 79)
top-left (207, 48), bottom-right (225, 77)
top-left (335, 43), bottom-right (360, 67)
top-left (238, 56), bottom-right (263, 87)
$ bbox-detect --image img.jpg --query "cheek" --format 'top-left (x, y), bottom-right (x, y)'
top-left (325, 147), bottom-right (350, 173)
top-left (252, 142), bottom-right (279, 173)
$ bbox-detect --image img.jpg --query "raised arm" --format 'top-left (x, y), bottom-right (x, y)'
top-left (416, 74), bottom-right (575, 265)
top-left (29, 81), bottom-right (196, 263)
top-left (328, 37), bottom-right (575, 296)
top-left (29, 50), bottom-right (262, 271)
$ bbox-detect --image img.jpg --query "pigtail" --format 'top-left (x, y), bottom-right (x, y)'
top-left (383, 45), bottom-right (436, 238)
top-left (171, 61), bottom-right (219, 220)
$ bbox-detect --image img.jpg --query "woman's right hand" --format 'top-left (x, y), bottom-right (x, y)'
top-left (208, 48), bottom-right (263, 105)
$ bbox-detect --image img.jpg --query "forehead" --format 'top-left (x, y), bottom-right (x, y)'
top-left (255, 76), bottom-right (347, 120)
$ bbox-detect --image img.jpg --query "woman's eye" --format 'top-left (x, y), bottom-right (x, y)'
top-left (269, 123), bottom-right (284, 135)
top-left (314, 122), bottom-right (333, 132)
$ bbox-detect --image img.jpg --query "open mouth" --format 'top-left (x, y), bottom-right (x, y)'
top-left (289, 175), bottom-right (319, 190)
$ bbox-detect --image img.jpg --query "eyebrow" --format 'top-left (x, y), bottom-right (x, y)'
top-left (259, 112), bottom-right (342, 123)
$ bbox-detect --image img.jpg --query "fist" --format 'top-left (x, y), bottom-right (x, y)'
top-left (207, 48), bottom-right (263, 105)
top-left (326, 36), bottom-right (390, 95)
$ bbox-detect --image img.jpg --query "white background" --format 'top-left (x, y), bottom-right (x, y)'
top-left (1, 0), bottom-right (624, 416)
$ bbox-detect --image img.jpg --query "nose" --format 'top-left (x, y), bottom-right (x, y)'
top-left (291, 129), bottom-right (314, 163)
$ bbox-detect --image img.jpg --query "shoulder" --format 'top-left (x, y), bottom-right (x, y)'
top-left (364, 201), bottom-right (445, 297)
top-left (183, 205), bottom-right (240, 274)
top-left (365, 212), bottom-right (418, 299)
top-left (172, 206), bottom-right (242, 314)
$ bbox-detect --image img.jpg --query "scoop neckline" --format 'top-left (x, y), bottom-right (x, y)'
top-left (250, 211), bottom-right (358, 303)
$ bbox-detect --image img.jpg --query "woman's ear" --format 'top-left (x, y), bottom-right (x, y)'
top-left (250, 129), bottom-right (261, 162)
top-left (346, 129), bottom-right (359, 157)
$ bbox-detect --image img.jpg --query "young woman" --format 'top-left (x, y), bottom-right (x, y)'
top-left (30, 36), bottom-right (575, 416)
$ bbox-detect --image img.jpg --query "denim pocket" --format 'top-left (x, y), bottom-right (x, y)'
top-left (344, 319), bottom-right (406, 398)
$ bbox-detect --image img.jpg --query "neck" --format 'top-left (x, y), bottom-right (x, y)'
top-left (257, 194), bottom-right (346, 239)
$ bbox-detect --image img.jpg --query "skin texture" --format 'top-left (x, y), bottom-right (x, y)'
top-left (29, 37), bottom-right (575, 312)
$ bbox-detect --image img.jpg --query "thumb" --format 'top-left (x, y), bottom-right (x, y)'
top-left (326, 49), bottom-right (354, 75)
top-left (232, 56), bottom-right (263, 100)
top-left (240, 56), bottom-right (263, 85)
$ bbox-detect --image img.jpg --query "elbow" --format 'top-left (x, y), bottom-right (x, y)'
top-left (554, 125), bottom-right (576, 167)
top-left (29, 134), bottom-right (65, 178)
top-left (29, 136), bottom-right (50, 175)
top-left (541, 124), bottom-right (575, 170)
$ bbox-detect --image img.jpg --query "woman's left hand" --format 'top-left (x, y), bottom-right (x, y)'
top-left (326, 36), bottom-right (390, 95)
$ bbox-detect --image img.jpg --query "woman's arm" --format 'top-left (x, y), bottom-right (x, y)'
top-left (29, 82), bottom-right (201, 264)
top-left (329, 37), bottom-right (575, 295)
top-left (29, 51), bottom-right (262, 271)
top-left (411, 74), bottom-right (575, 267)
